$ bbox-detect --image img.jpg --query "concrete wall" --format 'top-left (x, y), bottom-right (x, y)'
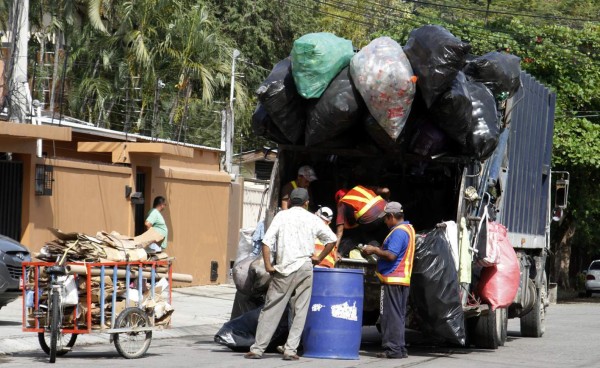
top-left (3, 126), bottom-right (234, 286)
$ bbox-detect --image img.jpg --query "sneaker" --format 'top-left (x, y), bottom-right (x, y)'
top-left (276, 345), bottom-right (284, 354)
top-left (244, 352), bottom-right (262, 359)
top-left (282, 354), bottom-right (300, 361)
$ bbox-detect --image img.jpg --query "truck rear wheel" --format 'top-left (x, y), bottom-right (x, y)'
top-left (496, 308), bottom-right (508, 346)
top-left (468, 309), bottom-right (499, 349)
top-left (520, 275), bottom-right (546, 337)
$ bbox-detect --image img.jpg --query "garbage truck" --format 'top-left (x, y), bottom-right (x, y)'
top-left (261, 71), bottom-right (566, 349)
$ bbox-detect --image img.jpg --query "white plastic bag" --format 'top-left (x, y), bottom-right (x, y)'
top-left (350, 37), bottom-right (417, 139)
top-left (61, 275), bottom-right (79, 306)
top-left (235, 227), bottom-right (255, 263)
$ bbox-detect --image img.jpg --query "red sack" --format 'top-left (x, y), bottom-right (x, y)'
top-left (476, 223), bottom-right (519, 310)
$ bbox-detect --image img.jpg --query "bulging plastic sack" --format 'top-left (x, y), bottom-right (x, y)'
top-left (464, 82), bottom-right (500, 160)
top-left (256, 58), bottom-right (306, 143)
top-left (464, 52), bottom-right (522, 100)
top-left (350, 37), bottom-right (417, 140)
top-left (214, 306), bottom-right (289, 352)
top-left (291, 32), bottom-right (354, 99)
top-left (476, 223), bottom-right (520, 310)
top-left (411, 227), bottom-right (466, 346)
top-left (430, 72), bottom-right (472, 147)
top-left (233, 255), bottom-right (271, 296)
top-left (404, 25), bottom-right (471, 108)
top-left (305, 67), bottom-right (366, 146)
top-left (409, 119), bottom-right (448, 157)
top-left (251, 103), bottom-right (291, 144)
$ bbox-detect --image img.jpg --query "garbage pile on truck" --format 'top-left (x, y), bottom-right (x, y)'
top-left (252, 25), bottom-right (521, 161)
top-left (239, 24), bottom-right (524, 348)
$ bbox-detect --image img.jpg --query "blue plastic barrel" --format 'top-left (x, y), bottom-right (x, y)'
top-left (302, 268), bottom-right (364, 359)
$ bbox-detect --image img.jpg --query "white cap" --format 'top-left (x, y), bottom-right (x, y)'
top-left (298, 165), bottom-right (317, 182)
top-left (316, 207), bottom-right (333, 222)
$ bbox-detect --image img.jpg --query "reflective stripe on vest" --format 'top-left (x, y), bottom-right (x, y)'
top-left (339, 186), bottom-right (383, 220)
top-left (291, 180), bottom-right (297, 189)
top-left (314, 240), bottom-right (337, 268)
top-left (376, 224), bottom-right (416, 286)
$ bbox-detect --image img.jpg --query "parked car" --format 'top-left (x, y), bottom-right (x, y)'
top-left (0, 235), bottom-right (31, 309)
top-left (584, 260), bottom-right (600, 297)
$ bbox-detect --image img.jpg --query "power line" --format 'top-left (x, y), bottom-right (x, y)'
top-left (405, 0), bottom-right (600, 24)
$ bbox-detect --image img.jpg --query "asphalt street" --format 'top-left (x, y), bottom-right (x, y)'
top-left (1, 299), bottom-right (599, 368)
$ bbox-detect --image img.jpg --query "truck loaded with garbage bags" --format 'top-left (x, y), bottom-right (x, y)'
top-left (235, 25), bottom-right (566, 350)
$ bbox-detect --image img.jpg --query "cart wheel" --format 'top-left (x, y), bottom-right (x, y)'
top-left (38, 332), bottom-right (78, 356)
top-left (113, 307), bottom-right (152, 359)
top-left (49, 291), bottom-right (61, 363)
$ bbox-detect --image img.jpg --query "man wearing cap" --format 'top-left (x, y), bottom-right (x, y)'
top-left (280, 165), bottom-right (317, 210)
top-left (361, 202), bottom-right (415, 359)
top-left (313, 207), bottom-right (339, 268)
top-left (244, 188), bottom-right (337, 361)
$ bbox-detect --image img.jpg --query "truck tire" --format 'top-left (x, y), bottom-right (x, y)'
top-left (496, 308), bottom-right (508, 346)
top-left (469, 309), bottom-right (499, 349)
top-left (520, 275), bottom-right (546, 337)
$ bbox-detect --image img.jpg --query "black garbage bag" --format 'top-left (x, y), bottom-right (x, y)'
top-left (404, 25), bottom-right (471, 108)
top-left (214, 306), bottom-right (289, 352)
top-left (363, 113), bottom-right (399, 153)
top-left (464, 82), bottom-right (500, 160)
top-left (430, 72), bottom-right (472, 147)
top-left (256, 58), bottom-right (306, 144)
top-left (305, 67), bottom-right (366, 146)
top-left (408, 119), bottom-right (448, 157)
top-left (251, 104), bottom-right (291, 144)
top-left (464, 52), bottom-right (521, 100)
top-left (410, 228), bottom-right (466, 346)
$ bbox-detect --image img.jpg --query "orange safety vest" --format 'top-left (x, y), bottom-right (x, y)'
top-left (339, 186), bottom-right (384, 220)
top-left (376, 224), bottom-right (416, 286)
top-left (314, 239), bottom-right (337, 268)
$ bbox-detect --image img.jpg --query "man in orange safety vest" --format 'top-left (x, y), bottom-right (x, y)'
top-left (361, 201), bottom-right (415, 359)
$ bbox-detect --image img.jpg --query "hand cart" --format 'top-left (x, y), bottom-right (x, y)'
top-left (22, 260), bottom-right (173, 363)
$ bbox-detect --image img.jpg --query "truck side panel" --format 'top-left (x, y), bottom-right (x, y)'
top-left (499, 72), bottom-right (556, 249)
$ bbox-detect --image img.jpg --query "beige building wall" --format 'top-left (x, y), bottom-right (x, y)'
top-left (2, 124), bottom-right (234, 286)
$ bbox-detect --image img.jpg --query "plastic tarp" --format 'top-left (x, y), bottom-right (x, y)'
top-left (411, 227), bottom-right (466, 346)
top-left (476, 222), bottom-right (520, 310)
top-left (256, 58), bottom-right (306, 144)
top-left (464, 52), bottom-right (522, 100)
top-left (291, 32), bottom-right (354, 99)
top-left (214, 306), bottom-right (289, 352)
top-left (404, 25), bottom-right (471, 108)
top-left (350, 37), bottom-right (417, 140)
top-left (305, 67), bottom-right (366, 146)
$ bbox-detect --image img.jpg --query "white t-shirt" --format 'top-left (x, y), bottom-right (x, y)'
top-left (262, 206), bottom-right (337, 276)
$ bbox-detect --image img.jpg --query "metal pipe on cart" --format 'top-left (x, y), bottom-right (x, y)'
top-left (66, 264), bottom-right (192, 283)
top-left (101, 266), bottom-right (105, 327)
top-left (111, 265), bottom-right (118, 327)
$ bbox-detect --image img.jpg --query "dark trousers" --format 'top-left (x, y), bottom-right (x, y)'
top-left (380, 284), bottom-right (409, 357)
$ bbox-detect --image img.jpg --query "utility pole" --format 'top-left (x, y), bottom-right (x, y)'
top-left (222, 49), bottom-right (240, 174)
top-left (151, 78), bottom-right (165, 139)
top-left (6, 0), bottom-right (32, 123)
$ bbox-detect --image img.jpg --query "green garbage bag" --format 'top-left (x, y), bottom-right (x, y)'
top-left (291, 33), bottom-right (354, 99)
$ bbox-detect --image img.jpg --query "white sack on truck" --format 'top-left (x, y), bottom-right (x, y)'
top-left (350, 37), bottom-right (417, 140)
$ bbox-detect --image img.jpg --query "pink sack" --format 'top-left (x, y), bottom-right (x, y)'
top-left (476, 223), bottom-right (519, 310)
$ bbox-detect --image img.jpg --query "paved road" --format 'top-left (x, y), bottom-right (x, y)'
top-left (2, 301), bottom-right (599, 367)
